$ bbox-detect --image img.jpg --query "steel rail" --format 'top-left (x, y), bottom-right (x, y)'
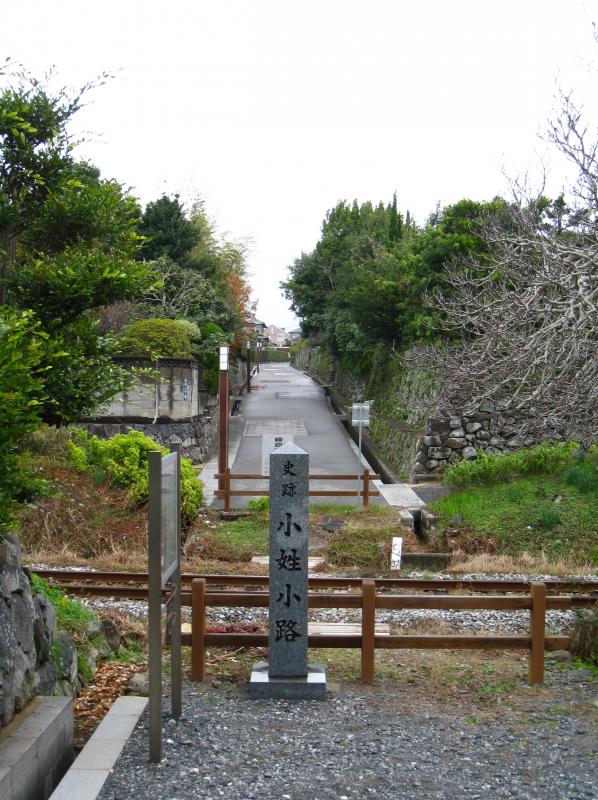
top-left (33, 568), bottom-right (598, 595)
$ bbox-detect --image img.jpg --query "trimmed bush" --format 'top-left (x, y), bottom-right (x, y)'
top-left (115, 318), bottom-right (192, 358)
top-left (68, 429), bottom-right (203, 525)
top-left (443, 442), bottom-right (589, 489)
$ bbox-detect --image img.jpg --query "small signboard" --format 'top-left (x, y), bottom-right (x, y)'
top-left (160, 452), bottom-right (178, 585)
top-left (261, 433), bottom-right (293, 476)
top-left (351, 402), bottom-right (371, 427)
top-left (391, 536), bottom-right (403, 570)
top-left (148, 447), bottom-right (182, 763)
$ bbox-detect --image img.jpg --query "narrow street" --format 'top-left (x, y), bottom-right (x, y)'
top-left (202, 361), bottom-right (384, 507)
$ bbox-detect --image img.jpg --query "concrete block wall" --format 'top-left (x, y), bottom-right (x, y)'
top-left (97, 357), bottom-right (200, 421)
top-left (0, 696), bottom-right (73, 800)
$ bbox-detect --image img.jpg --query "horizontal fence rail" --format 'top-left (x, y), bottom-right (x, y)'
top-left (213, 468), bottom-right (381, 510)
top-left (186, 578), bottom-right (595, 686)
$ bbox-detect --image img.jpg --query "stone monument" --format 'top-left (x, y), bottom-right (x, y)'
top-left (249, 442), bottom-right (326, 699)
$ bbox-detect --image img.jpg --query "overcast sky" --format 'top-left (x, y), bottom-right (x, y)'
top-left (3, 1), bottom-right (596, 329)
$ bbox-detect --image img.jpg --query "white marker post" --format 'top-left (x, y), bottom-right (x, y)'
top-left (391, 537), bottom-right (403, 570)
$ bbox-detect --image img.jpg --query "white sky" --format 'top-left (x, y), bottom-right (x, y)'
top-left (3, 1), bottom-right (597, 330)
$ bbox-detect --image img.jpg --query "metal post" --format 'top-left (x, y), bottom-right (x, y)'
top-left (256, 342), bottom-right (260, 373)
top-left (357, 421), bottom-right (363, 507)
top-left (218, 346), bottom-right (229, 494)
top-left (169, 444), bottom-right (182, 720)
top-left (246, 340), bottom-right (251, 393)
top-left (148, 451), bottom-right (163, 763)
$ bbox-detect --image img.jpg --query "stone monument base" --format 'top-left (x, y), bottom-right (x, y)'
top-left (248, 662), bottom-right (327, 700)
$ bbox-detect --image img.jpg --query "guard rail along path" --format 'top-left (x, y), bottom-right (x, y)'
top-left (214, 468), bottom-right (380, 511)
top-left (187, 578), bottom-right (584, 686)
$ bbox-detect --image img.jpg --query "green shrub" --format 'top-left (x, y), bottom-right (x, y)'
top-left (443, 442), bottom-right (585, 488)
top-left (115, 318), bottom-right (192, 358)
top-left (248, 497), bottom-right (269, 512)
top-left (564, 454), bottom-right (598, 495)
top-left (0, 310), bottom-right (47, 533)
top-left (68, 430), bottom-right (203, 525)
top-left (31, 573), bottom-right (97, 635)
top-left (197, 323), bottom-right (228, 394)
top-left (537, 507), bottom-right (561, 531)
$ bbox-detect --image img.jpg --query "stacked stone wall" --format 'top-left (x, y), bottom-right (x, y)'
top-left (294, 343), bottom-right (566, 482)
top-left (413, 403), bottom-right (565, 481)
top-left (0, 535), bottom-right (123, 729)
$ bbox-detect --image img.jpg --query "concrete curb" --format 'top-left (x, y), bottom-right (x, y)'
top-left (49, 696), bottom-right (147, 800)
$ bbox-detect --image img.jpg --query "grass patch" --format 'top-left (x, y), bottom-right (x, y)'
top-left (430, 474), bottom-right (597, 563)
top-left (31, 573), bottom-right (97, 637)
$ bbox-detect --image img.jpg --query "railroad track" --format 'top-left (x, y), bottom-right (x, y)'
top-left (33, 568), bottom-right (598, 606)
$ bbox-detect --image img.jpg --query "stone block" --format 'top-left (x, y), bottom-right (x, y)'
top-left (465, 422), bottom-right (482, 434)
top-left (423, 435), bottom-right (441, 447)
top-left (248, 662), bottom-right (326, 700)
top-left (449, 417), bottom-right (462, 428)
top-left (449, 428), bottom-right (465, 437)
top-left (444, 437), bottom-right (466, 448)
top-left (268, 443), bottom-right (309, 679)
top-left (428, 418), bottom-right (451, 435)
top-left (0, 536), bottom-right (21, 569)
top-left (427, 447), bottom-right (450, 459)
top-left (462, 446), bottom-right (477, 460)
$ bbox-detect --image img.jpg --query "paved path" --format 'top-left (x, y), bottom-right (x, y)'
top-left (198, 362), bottom-right (428, 513)
top-left (201, 363), bottom-right (379, 507)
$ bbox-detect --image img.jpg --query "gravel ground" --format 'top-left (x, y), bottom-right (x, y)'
top-left (98, 663), bottom-right (597, 800)
top-left (82, 567), bottom-right (596, 634)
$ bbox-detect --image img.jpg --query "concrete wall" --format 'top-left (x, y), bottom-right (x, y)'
top-left (0, 696), bottom-right (73, 800)
top-left (96, 358), bottom-right (200, 422)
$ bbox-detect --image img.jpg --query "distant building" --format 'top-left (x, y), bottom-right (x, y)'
top-left (247, 315), bottom-right (268, 344)
top-left (265, 324), bottom-right (289, 347)
top-left (288, 328), bottom-right (302, 343)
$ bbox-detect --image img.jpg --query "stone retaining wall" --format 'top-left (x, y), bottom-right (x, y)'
top-left (413, 403), bottom-right (565, 481)
top-left (0, 536), bottom-right (59, 728)
top-left (78, 407), bottom-right (218, 465)
top-left (294, 343), bottom-right (566, 482)
top-left (0, 536), bottom-right (121, 730)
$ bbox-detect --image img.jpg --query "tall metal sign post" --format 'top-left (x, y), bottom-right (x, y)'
top-left (352, 401), bottom-right (371, 501)
top-left (248, 442), bottom-right (326, 699)
top-left (218, 345), bottom-right (229, 494)
top-left (148, 445), bottom-right (182, 763)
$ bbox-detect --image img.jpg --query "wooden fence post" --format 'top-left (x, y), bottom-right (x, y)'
top-left (362, 469), bottom-right (370, 508)
top-left (191, 578), bottom-right (206, 681)
top-left (361, 578), bottom-right (376, 682)
top-left (224, 468), bottom-right (231, 512)
top-left (529, 581), bottom-right (546, 684)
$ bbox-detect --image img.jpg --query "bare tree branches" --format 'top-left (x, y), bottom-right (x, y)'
top-left (406, 92), bottom-right (598, 446)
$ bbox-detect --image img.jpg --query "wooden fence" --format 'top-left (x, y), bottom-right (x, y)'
top-left (185, 578), bottom-right (581, 686)
top-left (214, 469), bottom-right (380, 511)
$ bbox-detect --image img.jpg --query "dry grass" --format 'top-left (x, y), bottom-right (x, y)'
top-left (448, 550), bottom-right (596, 576)
top-left (18, 460), bottom-right (147, 561)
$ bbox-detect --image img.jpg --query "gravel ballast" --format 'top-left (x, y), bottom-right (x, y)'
top-left (97, 664), bottom-right (597, 800)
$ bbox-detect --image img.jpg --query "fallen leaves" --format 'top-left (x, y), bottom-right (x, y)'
top-left (73, 660), bottom-right (147, 747)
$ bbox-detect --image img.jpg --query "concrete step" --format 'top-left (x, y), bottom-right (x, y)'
top-left (50, 696), bottom-right (147, 800)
